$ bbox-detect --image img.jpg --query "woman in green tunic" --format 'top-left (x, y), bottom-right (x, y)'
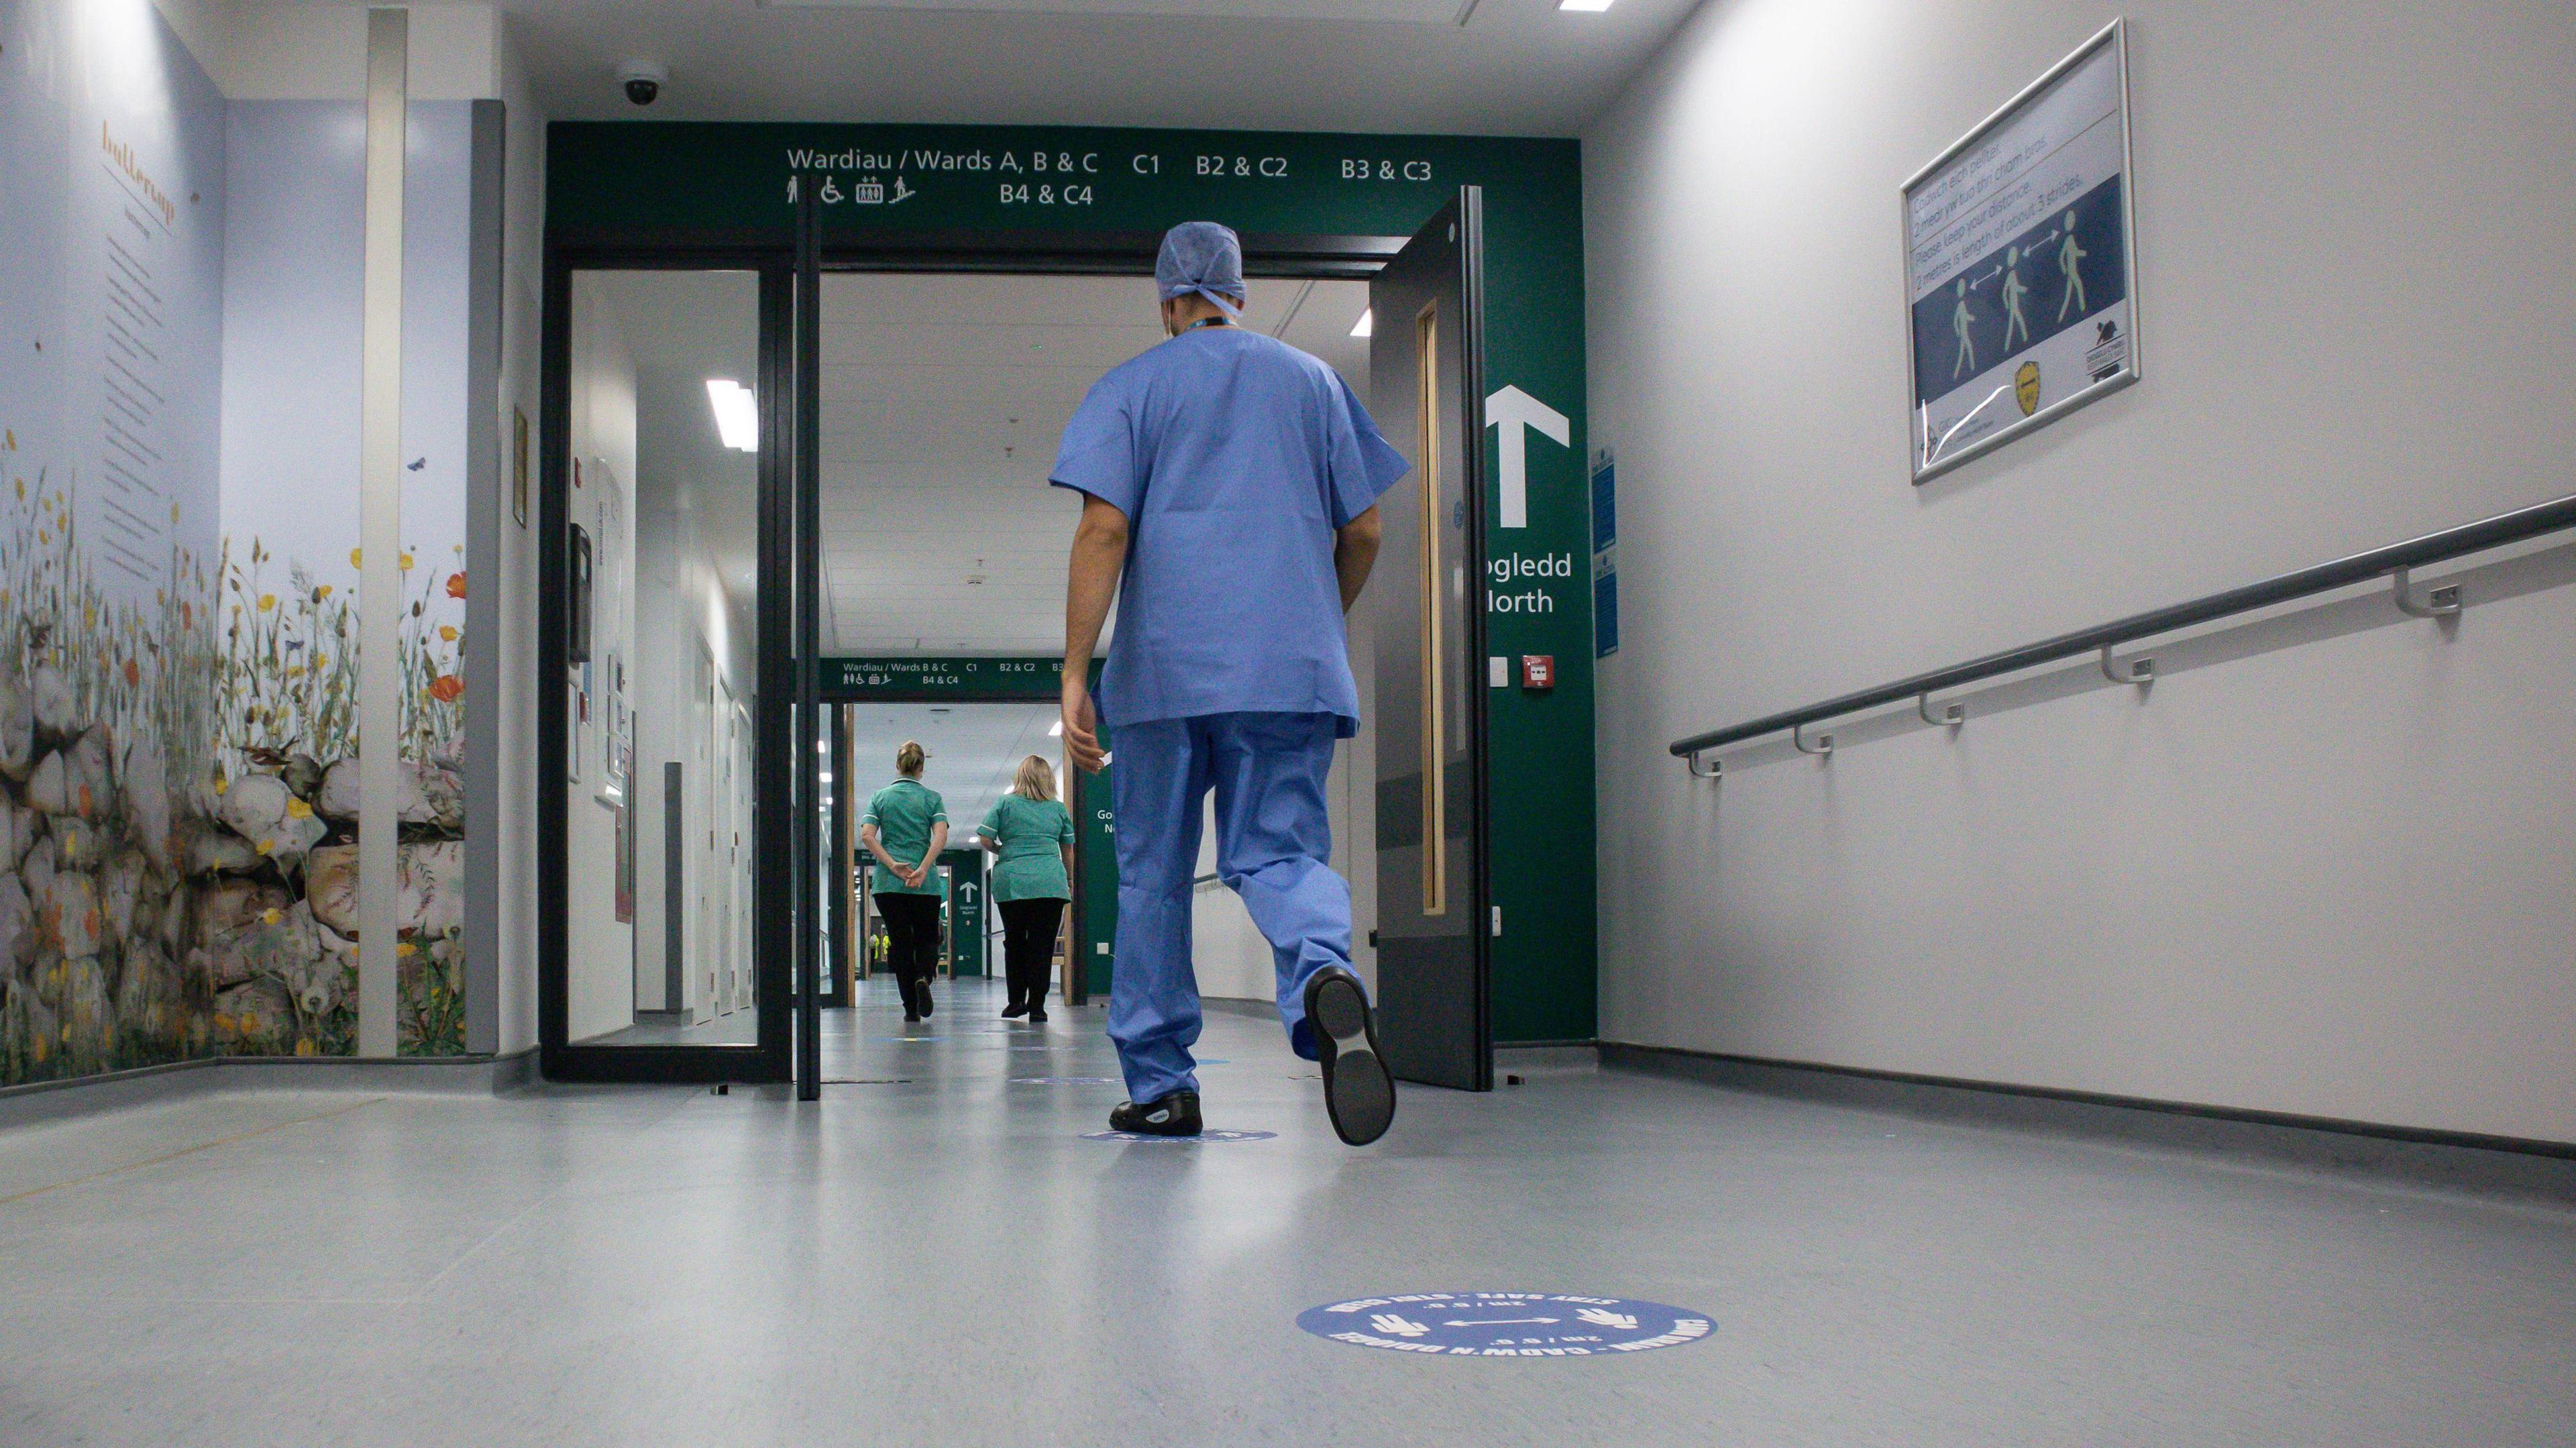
top-left (977, 755), bottom-right (1076, 1022)
top-left (861, 740), bottom-right (949, 1022)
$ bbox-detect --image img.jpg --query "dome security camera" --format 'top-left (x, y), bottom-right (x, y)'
top-left (620, 62), bottom-right (667, 107)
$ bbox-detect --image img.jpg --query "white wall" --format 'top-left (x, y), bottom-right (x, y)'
top-left (1585, 0), bottom-right (2576, 1141)
top-left (564, 276), bottom-right (637, 1042)
top-left (628, 363), bottom-right (757, 1021)
top-left (178, 1), bottom-right (500, 103)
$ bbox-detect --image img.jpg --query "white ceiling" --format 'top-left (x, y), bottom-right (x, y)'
top-left (586, 268), bottom-right (1373, 657)
top-left (841, 700), bottom-right (1062, 845)
top-left (495, 0), bottom-right (1700, 135)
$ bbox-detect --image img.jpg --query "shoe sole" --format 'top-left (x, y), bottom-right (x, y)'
top-left (1310, 973), bottom-right (1395, 1146)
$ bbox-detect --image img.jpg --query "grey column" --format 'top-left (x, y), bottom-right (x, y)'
top-left (357, 7), bottom-right (407, 1057)
top-left (462, 99), bottom-right (504, 1055)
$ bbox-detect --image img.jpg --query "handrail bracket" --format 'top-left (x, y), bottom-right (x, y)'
top-left (1792, 722), bottom-right (1835, 757)
top-left (2099, 644), bottom-right (2155, 686)
top-left (2392, 565), bottom-right (2463, 619)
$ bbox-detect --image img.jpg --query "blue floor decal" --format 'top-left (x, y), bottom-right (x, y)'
top-left (1296, 1294), bottom-right (1713, 1357)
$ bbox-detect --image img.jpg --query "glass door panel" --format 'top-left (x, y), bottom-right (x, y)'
top-left (553, 267), bottom-right (775, 1064)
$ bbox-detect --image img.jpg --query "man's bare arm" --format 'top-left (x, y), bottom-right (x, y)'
top-left (1061, 496), bottom-right (1129, 773)
top-left (1335, 504), bottom-right (1383, 613)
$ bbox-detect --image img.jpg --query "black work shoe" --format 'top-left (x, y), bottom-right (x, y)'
top-left (1000, 1001), bottom-right (1028, 1019)
top-left (1304, 966), bottom-right (1395, 1146)
top-left (1108, 1091), bottom-right (1202, 1137)
top-left (917, 988), bottom-right (934, 1019)
top-left (1028, 1007), bottom-right (1048, 1023)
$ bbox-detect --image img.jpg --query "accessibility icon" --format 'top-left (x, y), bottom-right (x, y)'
top-left (1296, 1292), bottom-right (1712, 1357)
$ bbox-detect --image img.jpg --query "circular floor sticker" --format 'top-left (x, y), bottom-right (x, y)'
top-left (1297, 1294), bottom-right (1712, 1357)
top-left (1080, 1129), bottom-right (1276, 1144)
top-left (1012, 1076), bottom-right (1123, 1085)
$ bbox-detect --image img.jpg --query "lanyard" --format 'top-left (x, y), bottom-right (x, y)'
top-left (1184, 316), bottom-right (1233, 333)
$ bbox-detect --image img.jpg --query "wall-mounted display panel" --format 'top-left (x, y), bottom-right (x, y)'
top-left (1906, 19), bottom-right (2139, 482)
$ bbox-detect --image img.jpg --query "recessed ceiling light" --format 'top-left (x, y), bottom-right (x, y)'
top-left (1560, 0), bottom-right (1613, 9)
top-left (706, 379), bottom-right (758, 451)
top-left (1350, 308), bottom-right (1373, 338)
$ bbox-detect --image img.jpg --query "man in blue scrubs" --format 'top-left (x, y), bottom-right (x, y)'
top-left (1053, 221), bottom-right (1410, 1146)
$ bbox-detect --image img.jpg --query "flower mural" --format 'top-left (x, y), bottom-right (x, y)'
top-left (0, 441), bottom-right (468, 1086)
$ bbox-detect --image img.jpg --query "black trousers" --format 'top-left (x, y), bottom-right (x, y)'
top-left (998, 897), bottom-right (1067, 1011)
top-left (874, 893), bottom-right (943, 1013)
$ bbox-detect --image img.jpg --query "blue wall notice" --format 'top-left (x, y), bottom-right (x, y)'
top-left (1589, 451), bottom-right (1618, 659)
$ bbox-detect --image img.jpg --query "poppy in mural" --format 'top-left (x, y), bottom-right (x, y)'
top-left (429, 673), bottom-right (464, 702)
top-left (445, 571), bottom-right (466, 599)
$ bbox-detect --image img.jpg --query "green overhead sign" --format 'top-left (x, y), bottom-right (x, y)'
top-left (823, 655), bottom-right (1063, 699)
top-left (549, 123), bottom-right (1572, 244)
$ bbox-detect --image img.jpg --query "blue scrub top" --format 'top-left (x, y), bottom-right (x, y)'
top-left (1049, 325), bottom-right (1408, 736)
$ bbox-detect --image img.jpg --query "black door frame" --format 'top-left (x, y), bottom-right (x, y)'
top-left (537, 222), bottom-right (1457, 1087)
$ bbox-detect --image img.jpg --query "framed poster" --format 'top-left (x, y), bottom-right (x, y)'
top-left (1904, 19), bottom-right (2138, 482)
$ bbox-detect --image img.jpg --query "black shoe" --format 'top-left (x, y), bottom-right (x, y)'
top-left (1108, 1091), bottom-right (1201, 1137)
top-left (1028, 1007), bottom-right (1047, 1024)
top-left (903, 1010), bottom-right (920, 1023)
top-left (917, 987), bottom-right (934, 1019)
top-left (1000, 1000), bottom-right (1029, 1019)
top-left (1304, 966), bottom-right (1395, 1146)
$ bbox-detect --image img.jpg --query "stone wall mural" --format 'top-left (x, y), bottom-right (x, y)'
top-left (0, 460), bottom-right (216, 1078)
top-left (207, 536), bottom-right (468, 1058)
top-left (0, 471), bottom-right (467, 1082)
top-left (0, 4), bottom-right (476, 1085)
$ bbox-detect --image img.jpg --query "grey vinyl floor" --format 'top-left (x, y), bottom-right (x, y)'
top-left (1, 975), bottom-right (2571, 1447)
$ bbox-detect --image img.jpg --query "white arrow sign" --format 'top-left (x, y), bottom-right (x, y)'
top-left (1484, 384), bottom-right (1570, 530)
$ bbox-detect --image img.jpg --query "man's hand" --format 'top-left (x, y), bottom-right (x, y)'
top-left (1061, 675), bottom-right (1106, 774)
top-left (1336, 504), bottom-right (1383, 613)
top-left (1061, 496), bottom-right (1127, 775)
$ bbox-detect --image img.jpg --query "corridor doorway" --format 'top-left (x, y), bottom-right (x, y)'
top-left (541, 213), bottom-right (1498, 1091)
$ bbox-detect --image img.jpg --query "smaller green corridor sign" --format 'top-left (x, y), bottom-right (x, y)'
top-left (824, 656), bottom-right (1063, 698)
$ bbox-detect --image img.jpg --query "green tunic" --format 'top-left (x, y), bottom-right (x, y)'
top-left (977, 793), bottom-right (1075, 903)
top-left (863, 778), bottom-right (948, 897)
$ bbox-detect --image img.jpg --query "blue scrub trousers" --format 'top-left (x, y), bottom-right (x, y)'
top-left (1106, 711), bottom-right (1358, 1104)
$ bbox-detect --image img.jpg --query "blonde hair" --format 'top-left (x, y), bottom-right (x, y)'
top-left (1013, 755), bottom-right (1057, 803)
top-left (895, 740), bottom-right (926, 777)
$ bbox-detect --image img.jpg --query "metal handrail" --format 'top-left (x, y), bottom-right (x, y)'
top-left (1670, 491), bottom-right (2576, 769)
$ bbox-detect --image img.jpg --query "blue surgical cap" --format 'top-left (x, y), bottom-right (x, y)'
top-left (1156, 221), bottom-right (1246, 317)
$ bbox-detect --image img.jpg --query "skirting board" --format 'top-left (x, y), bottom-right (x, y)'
top-left (1601, 1042), bottom-right (2576, 1205)
top-left (0, 1049), bottom-right (542, 1131)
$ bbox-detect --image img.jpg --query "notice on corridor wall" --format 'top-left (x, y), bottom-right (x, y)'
top-left (1904, 21), bottom-right (2138, 482)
